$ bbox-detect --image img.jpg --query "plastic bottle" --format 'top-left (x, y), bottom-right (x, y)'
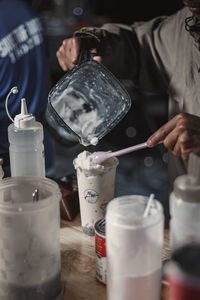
top-left (169, 174), bottom-right (200, 251)
top-left (7, 89), bottom-right (45, 177)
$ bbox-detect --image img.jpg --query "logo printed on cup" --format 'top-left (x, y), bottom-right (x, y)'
top-left (84, 189), bottom-right (99, 203)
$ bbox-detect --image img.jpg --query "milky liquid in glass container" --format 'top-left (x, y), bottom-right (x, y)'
top-left (0, 176), bottom-right (63, 300)
top-left (106, 195), bottom-right (164, 300)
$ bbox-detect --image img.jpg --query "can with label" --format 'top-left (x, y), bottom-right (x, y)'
top-left (95, 218), bottom-right (106, 285)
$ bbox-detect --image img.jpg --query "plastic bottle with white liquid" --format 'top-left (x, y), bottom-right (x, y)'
top-left (170, 174), bottom-right (200, 251)
top-left (7, 88), bottom-right (45, 177)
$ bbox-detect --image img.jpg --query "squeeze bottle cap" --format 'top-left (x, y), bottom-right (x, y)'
top-left (173, 174), bottom-right (200, 203)
top-left (14, 98), bottom-right (35, 128)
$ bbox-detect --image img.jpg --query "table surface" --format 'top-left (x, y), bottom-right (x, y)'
top-left (60, 214), bottom-right (170, 300)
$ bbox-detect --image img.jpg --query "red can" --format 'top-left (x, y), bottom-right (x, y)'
top-left (94, 218), bottom-right (106, 286)
top-left (166, 243), bottom-right (200, 300)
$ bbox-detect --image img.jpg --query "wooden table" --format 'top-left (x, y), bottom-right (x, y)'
top-left (60, 214), bottom-right (170, 300)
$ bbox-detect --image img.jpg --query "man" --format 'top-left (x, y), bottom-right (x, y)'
top-left (56, 1), bottom-right (200, 193)
top-left (0, 0), bottom-right (53, 176)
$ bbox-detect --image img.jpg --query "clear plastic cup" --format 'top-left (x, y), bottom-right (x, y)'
top-left (106, 195), bottom-right (164, 300)
top-left (0, 176), bottom-right (63, 300)
top-left (74, 151), bottom-right (119, 235)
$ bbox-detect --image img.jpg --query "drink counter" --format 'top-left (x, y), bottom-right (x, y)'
top-left (60, 214), bottom-right (170, 300)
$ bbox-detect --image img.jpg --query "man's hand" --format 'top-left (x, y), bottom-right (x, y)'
top-left (56, 37), bottom-right (81, 71)
top-left (147, 113), bottom-right (200, 161)
top-left (56, 37), bottom-right (102, 71)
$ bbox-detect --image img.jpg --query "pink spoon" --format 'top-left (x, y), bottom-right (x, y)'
top-left (90, 141), bottom-right (148, 165)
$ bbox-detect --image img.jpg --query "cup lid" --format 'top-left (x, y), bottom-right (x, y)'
top-left (174, 174), bottom-right (200, 203)
top-left (106, 195), bottom-right (164, 228)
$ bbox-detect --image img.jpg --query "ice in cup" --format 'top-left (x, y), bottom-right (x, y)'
top-left (106, 195), bottom-right (164, 300)
top-left (73, 150), bottom-right (119, 235)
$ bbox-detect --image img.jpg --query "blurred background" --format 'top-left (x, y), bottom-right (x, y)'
top-left (34, 0), bottom-right (184, 217)
top-left (36, 0), bottom-right (183, 84)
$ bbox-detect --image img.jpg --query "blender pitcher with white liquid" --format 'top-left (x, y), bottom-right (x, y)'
top-left (0, 171), bottom-right (64, 300)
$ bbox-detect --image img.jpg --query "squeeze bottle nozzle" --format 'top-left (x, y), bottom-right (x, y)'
top-left (14, 98), bottom-right (35, 128)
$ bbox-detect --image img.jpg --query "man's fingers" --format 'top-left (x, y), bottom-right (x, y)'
top-left (147, 116), bottom-right (179, 147)
top-left (172, 131), bottom-right (197, 161)
top-left (162, 127), bottom-right (180, 150)
top-left (56, 49), bottom-right (67, 71)
top-left (181, 149), bottom-right (190, 161)
top-left (56, 37), bottom-right (82, 71)
top-left (69, 38), bottom-right (81, 64)
top-left (172, 133), bottom-right (188, 158)
top-left (147, 113), bottom-right (195, 148)
top-left (93, 56), bottom-right (102, 63)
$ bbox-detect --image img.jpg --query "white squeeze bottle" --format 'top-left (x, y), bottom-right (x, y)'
top-left (6, 87), bottom-right (45, 177)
